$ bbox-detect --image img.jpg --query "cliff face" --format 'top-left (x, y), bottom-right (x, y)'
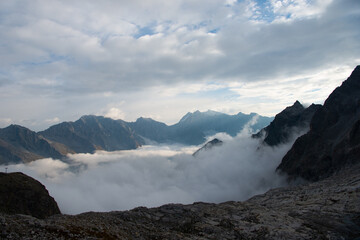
top-left (253, 101), bottom-right (321, 146)
top-left (0, 172), bottom-right (60, 219)
top-left (277, 66), bottom-right (360, 181)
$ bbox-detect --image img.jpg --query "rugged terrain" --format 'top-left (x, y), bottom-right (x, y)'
top-left (0, 163), bottom-right (359, 239)
top-left (0, 66), bottom-right (359, 239)
top-left (278, 65), bottom-right (360, 181)
top-left (0, 111), bottom-right (272, 164)
top-left (253, 101), bottom-right (321, 146)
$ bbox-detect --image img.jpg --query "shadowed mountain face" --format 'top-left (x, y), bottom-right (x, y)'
top-left (0, 125), bottom-right (63, 164)
top-left (253, 101), bottom-right (321, 146)
top-left (39, 115), bottom-right (144, 154)
top-left (0, 172), bottom-right (60, 219)
top-left (278, 65), bottom-right (360, 181)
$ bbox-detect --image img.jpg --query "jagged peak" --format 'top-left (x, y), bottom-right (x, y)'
top-left (293, 100), bottom-right (302, 106)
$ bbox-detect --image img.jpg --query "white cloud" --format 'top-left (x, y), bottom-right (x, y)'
top-left (270, 0), bottom-right (333, 21)
top-left (104, 107), bottom-right (126, 120)
top-left (0, 118), bottom-right (12, 128)
top-left (6, 129), bottom-right (298, 214)
top-left (44, 117), bottom-right (60, 124)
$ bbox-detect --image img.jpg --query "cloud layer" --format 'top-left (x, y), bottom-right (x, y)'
top-left (6, 130), bottom-right (299, 214)
top-left (0, 0), bottom-right (359, 130)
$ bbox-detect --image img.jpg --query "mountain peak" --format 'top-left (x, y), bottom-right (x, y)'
top-left (136, 117), bottom-right (155, 122)
top-left (79, 115), bottom-right (99, 121)
top-left (278, 65), bottom-right (360, 181)
top-left (179, 110), bottom-right (223, 123)
top-left (293, 100), bottom-right (302, 106)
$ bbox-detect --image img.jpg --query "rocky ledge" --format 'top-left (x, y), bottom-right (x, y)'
top-left (1, 163), bottom-right (359, 239)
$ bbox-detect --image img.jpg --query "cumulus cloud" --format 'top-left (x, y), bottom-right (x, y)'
top-left (5, 129), bottom-right (298, 214)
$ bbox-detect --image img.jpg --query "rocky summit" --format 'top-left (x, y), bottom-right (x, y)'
top-left (253, 101), bottom-right (321, 146)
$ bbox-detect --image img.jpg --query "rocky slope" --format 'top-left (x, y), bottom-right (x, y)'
top-left (278, 65), bottom-right (360, 181)
top-left (0, 172), bottom-right (60, 219)
top-left (253, 101), bottom-right (321, 146)
top-left (0, 125), bottom-right (64, 164)
top-left (0, 163), bottom-right (359, 239)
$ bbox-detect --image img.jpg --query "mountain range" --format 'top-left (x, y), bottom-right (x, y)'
top-left (0, 110), bottom-right (273, 164)
top-left (1, 65), bottom-right (359, 240)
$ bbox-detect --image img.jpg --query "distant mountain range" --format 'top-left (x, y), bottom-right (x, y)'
top-left (0, 110), bottom-right (273, 164)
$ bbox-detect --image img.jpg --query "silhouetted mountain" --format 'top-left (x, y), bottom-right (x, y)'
top-left (193, 138), bottom-right (223, 156)
top-left (277, 65), bottom-right (360, 181)
top-left (253, 101), bottom-right (321, 146)
top-left (40, 115), bottom-right (144, 154)
top-left (0, 172), bottom-right (60, 219)
top-left (0, 125), bottom-right (63, 164)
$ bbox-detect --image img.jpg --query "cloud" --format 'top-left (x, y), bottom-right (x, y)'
top-left (0, 0), bottom-right (359, 130)
top-left (103, 107), bottom-right (126, 120)
top-left (5, 128), bottom-right (299, 214)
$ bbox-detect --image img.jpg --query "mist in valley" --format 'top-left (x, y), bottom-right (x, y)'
top-left (4, 124), bottom-right (304, 214)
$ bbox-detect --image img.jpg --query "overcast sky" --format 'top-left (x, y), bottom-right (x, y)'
top-left (0, 0), bottom-right (359, 131)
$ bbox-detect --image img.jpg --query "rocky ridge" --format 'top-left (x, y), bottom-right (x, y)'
top-left (253, 101), bottom-right (321, 146)
top-left (0, 111), bottom-right (272, 164)
top-left (278, 65), bottom-right (360, 181)
top-left (0, 125), bottom-right (64, 164)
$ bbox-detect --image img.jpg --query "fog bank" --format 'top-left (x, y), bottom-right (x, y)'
top-left (5, 131), bottom-right (297, 214)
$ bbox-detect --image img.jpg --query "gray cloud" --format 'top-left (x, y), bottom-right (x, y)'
top-left (0, 0), bottom-right (359, 129)
top-left (7, 130), bottom-right (298, 214)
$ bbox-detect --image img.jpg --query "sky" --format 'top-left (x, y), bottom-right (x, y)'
top-left (0, 0), bottom-right (359, 131)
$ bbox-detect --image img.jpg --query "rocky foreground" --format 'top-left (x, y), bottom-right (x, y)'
top-left (1, 163), bottom-right (359, 239)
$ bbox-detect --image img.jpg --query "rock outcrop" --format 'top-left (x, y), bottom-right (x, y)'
top-left (278, 65), bottom-right (360, 181)
top-left (0, 172), bottom-right (60, 219)
top-left (253, 101), bottom-right (321, 146)
top-left (0, 164), bottom-right (359, 239)
top-left (193, 138), bottom-right (223, 156)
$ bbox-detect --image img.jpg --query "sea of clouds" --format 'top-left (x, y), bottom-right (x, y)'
top-left (5, 127), bottom-right (301, 214)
